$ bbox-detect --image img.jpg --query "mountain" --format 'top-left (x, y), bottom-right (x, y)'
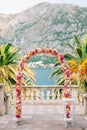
top-left (0, 2), bottom-right (87, 56)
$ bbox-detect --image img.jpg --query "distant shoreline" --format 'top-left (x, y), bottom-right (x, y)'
top-left (28, 62), bottom-right (54, 68)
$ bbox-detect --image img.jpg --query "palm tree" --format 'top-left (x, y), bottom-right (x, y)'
top-left (0, 43), bottom-right (35, 97)
top-left (50, 35), bottom-right (87, 91)
top-left (65, 35), bottom-right (87, 92)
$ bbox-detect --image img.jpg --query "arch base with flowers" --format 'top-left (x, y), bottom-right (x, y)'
top-left (16, 48), bottom-right (72, 119)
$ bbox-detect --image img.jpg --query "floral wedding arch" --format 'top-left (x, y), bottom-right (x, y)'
top-left (16, 48), bottom-right (71, 119)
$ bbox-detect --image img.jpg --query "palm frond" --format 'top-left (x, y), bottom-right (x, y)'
top-left (56, 76), bottom-right (65, 85)
top-left (23, 66), bottom-right (36, 83)
top-left (0, 44), bottom-right (5, 55)
top-left (49, 68), bottom-right (62, 79)
top-left (0, 55), bottom-right (4, 66)
top-left (64, 54), bottom-right (76, 60)
top-left (65, 42), bottom-right (75, 51)
top-left (4, 43), bottom-right (12, 55)
top-left (54, 61), bottom-right (60, 67)
top-left (74, 35), bottom-right (82, 49)
top-left (85, 42), bottom-right (87, 55)
top-left (76, 48), bottom-right (83, 58)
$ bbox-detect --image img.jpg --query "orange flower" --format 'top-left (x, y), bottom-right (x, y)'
top-left (70, 67), bottom-right (78, 73)
top-left (80, 62), bottom-right (87, 75)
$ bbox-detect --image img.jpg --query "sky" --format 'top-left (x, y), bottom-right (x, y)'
top-left (0, 0), bottom-right (87, 14)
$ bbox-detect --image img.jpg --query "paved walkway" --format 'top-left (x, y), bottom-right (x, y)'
top-left (0, 100), bottom-right (87, 130)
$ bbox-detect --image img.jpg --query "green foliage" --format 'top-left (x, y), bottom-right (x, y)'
top-left (0, 43), bottom-right (19, 92)
top-left (0, 43), bottom-right (36, 94)
top-left (50, 35), bottom-right (87, 87)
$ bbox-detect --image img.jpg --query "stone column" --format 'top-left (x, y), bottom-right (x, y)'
top-left (71, 86), bottom-right (78, 104)
top-left (83, 94), bottom-right (87, 114)
top-left (0, 84), bottom-right (5, 115)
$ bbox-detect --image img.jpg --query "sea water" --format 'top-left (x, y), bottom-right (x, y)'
top-left (33, 67), bottom-right (55, 85)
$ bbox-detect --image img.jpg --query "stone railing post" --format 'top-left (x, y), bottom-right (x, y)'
top-left (71, 85), bottom-right (78, 104)
top-left (4, 93), bottom-right (10, 114)
top-left (83, 94), bottom-right (87, 114)
top-left (0, 84), bottom-right (5, 115)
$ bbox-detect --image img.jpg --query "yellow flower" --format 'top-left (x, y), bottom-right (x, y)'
top-left (69, 60), bottom-right (78, 73)
top-left (69, 60), bottom-right (77, 66)
top-left (82, 59), bottom-right (87, 65)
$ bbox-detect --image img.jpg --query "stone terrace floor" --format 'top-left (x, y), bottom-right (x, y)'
top-left (0, 100), bottom-right (87, 130)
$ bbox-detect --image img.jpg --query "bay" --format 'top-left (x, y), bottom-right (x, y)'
top-left (33, 68), bottom-right (55, 85)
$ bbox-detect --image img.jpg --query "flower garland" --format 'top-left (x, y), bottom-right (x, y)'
top-left (16, 48), bottom-right (71, 119)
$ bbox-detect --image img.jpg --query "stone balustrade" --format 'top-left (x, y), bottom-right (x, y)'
top-left (0, 84), bottom-right (86, 115)
top-left (12, 85), bottom-right (79, 104)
